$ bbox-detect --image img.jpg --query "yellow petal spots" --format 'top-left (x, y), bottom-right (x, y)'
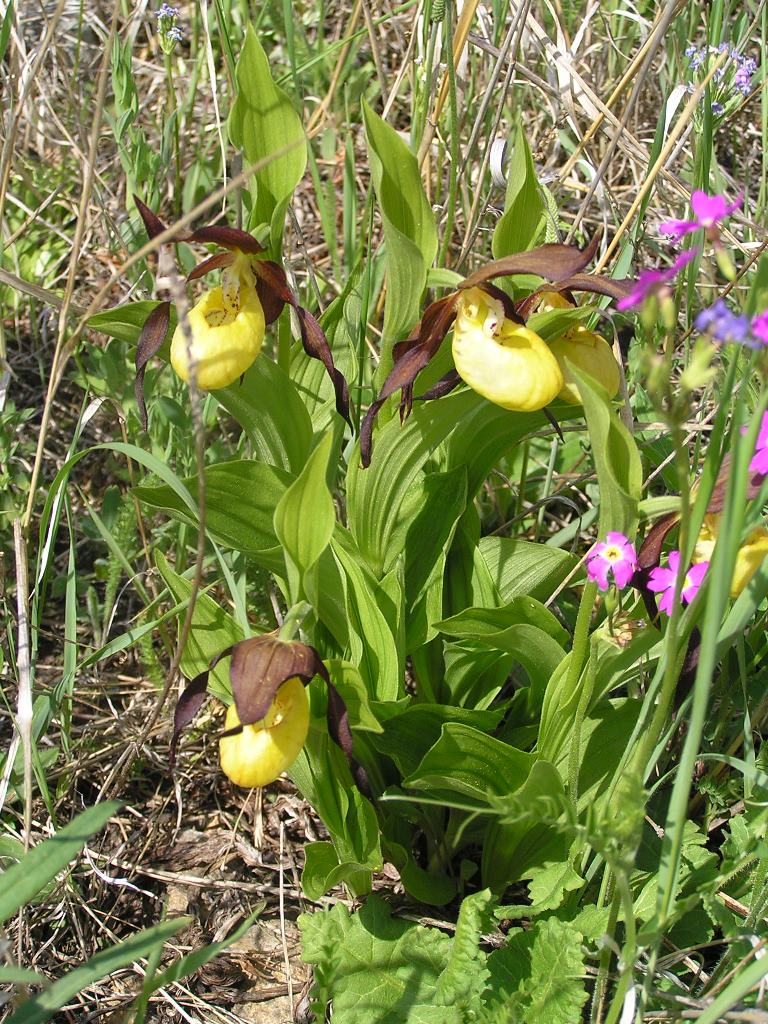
top-left (693, 514), bottom-right (768, 597)
top-left (549, 326), bottom-right (621, 405)
top-left (452, 287), bottom-right (563, 412)
top-left (171, 252), bottom-right (265, 391)
top-left (219, 677), bottom-right (310, 789)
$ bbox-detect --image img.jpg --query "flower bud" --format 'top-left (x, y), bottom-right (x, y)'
top-left (219, 676), bottom-right (309, 788)
top-left (171, 255), bottom-right (265, 390)
top-left (549, 326), bottom-right (620, 404)
top-left (452, 287), bottom-right (563, 411)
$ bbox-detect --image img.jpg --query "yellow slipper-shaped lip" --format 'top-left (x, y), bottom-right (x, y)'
top-left (452, 287), bottom-right (563, 411)
top-left (219, 676), bottom-right (309, 788)
top-left (170, 282), bottom-right (265, 391)
top-left (549, 327), bottom-right (620, 404)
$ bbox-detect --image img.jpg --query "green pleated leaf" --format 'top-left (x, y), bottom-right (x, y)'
top-left (215, 357), bottom-right (313, 474)
top-left (274, 431), bottom-right (336, 599)
top-left (228, 25), bottom-right (307, 251)
top-left (492, 125), bottom-right (545, 258)
top-left (135, 460), bottom-right (291, 573)
top-left (362, 100), bottom-right (437, 376)
top-left (88, 300), bottom-right (176, 347)
top-left (403, 723), bottom-right (535, 806)
top-left (572, 365), bottom-right (642, 537)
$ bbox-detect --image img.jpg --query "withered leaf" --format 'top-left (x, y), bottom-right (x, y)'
top-left (135, 300), bottom-right (171, 431)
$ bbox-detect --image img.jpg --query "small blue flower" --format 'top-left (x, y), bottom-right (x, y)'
top-left (695, 299), bottom-right (751, 344)
top-left (711, 101), bottom-right (725, 115)
top-left (156, 3), bottom-right (180, 17)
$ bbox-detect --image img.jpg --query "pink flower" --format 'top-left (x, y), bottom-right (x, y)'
top-left (751, 311), bottom-right (768, 346)
top-left (660, 190), bottom-right (742, 242)
top-left (749, 412), bottom-right (768, 477)
top-left (617, 248), bottom-right (698, 311)
top-left (586, 531), bottom-right (638, 591)
top-left (647, 550), bottom-right (709, 615)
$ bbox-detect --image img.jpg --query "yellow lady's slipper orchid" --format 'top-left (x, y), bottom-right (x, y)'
top-left (549, 327), bottom-right (621, 404)
top-left (170, 252), bottom-right (266, 391)
top-left (219, 676), bottom-right (309, 789)
top-left (452, 287), bottom-right (563, 411)
top-left (693, 514), bottom-right (768, 597)
top-left (535, 291), bottom-right (620, 404)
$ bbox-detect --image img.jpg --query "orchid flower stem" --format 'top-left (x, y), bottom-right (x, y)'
top-left (279, 602), bottom-right (312, 643)
top-left (163, 51), bottom-right (182, 219)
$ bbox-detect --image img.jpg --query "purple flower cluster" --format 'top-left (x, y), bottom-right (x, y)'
top-left (684, 43), bottom-right (758, 116)
top-left (156, 4), bottom-right (182, 49)
top-left (695, 300), bottom-right (768, 348)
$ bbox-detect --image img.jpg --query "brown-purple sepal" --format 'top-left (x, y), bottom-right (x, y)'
top-left (135, 300), bottom-right (171, 431)
top-left (459, 235), bottom-right (601, 291)
top-left (360, 294), bottom-right (459, 468)
top-left (134, 195), bottom-right (168, 240)
top-left (186, 225), bottom-right (264, 254)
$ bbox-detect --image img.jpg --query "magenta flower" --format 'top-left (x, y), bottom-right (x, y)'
top-left (647, 550), bottom-right (708, 615)
top-left (586, 532), bottom-right (638, 591)
top-left (749, 412), bottom-right (768, 477)
top-left (660, 190), bottom-right (741, 242)
top-left (751, 311), bottom-right (768, 347)
top-left (617, 248), bottom-right (698, 311)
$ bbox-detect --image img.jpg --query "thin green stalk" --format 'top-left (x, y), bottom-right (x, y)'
top-left (567, 639), bottom-right (597, 807)
top-left (163, 52), bottom-right (182, 218)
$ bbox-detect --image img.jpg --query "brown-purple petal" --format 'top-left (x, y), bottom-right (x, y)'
top-left (459, 235), bottom-right (600, 290)
top-left (169, 669), bottom-right (211, 769)
top-left (187, 251), bottom-right (235, 282)
top-left (135, 301), bottom-right (171, 431)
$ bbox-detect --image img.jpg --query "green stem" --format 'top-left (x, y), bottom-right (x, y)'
top-left (278, 601), bottom-right (312, 642)
top-left (567, 638), bottom-right (597, 807)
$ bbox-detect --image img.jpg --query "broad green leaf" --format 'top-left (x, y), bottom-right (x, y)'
top-left (436, 598), bottom-right (567, 694)
top-left (370, 703), bottom-right (505, 778)
top-left (478, 537), bottom-right (578, 604)
top-left (525, 305), bottom-right (594, 340)
top-left (331, 533), bottom-right (402, 701)
top-left (0, 802), bottom-right (120, 926)
top-left (348, 389), bottom-right (580, 576)
top-left (299, 896), bottom-right (452, 1024)
top-left (362, 100), bottom-right (437, 376)
top-left (573, 366), bottom-right (642, 537)
top-left (216, 357), bottom-right (313, 474)
top-left (492, 125), bottom-right (545, 257)
top-left (326, 660), bottom-right (384, 734)
top-left (485, 918), bottom-right (588, 1024)
top-left (302, 842), bottom-right (376, 903)
top-left (274, 431), bottom-right (336, 598)
top-left (88, 300), bottom-right (176, 346)
top-left (155, 550), bottom-right (243, 702)
top-left (481, 760), bottom-right (569, 890)
top-left (7, 919), bottom-right (188, 1024)
top-left (135, 460), bottom-right (291, 574)
top-left (228, 25), bottom-right (307, 251)
top-left (403, 724), bottom-right (535, 806)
